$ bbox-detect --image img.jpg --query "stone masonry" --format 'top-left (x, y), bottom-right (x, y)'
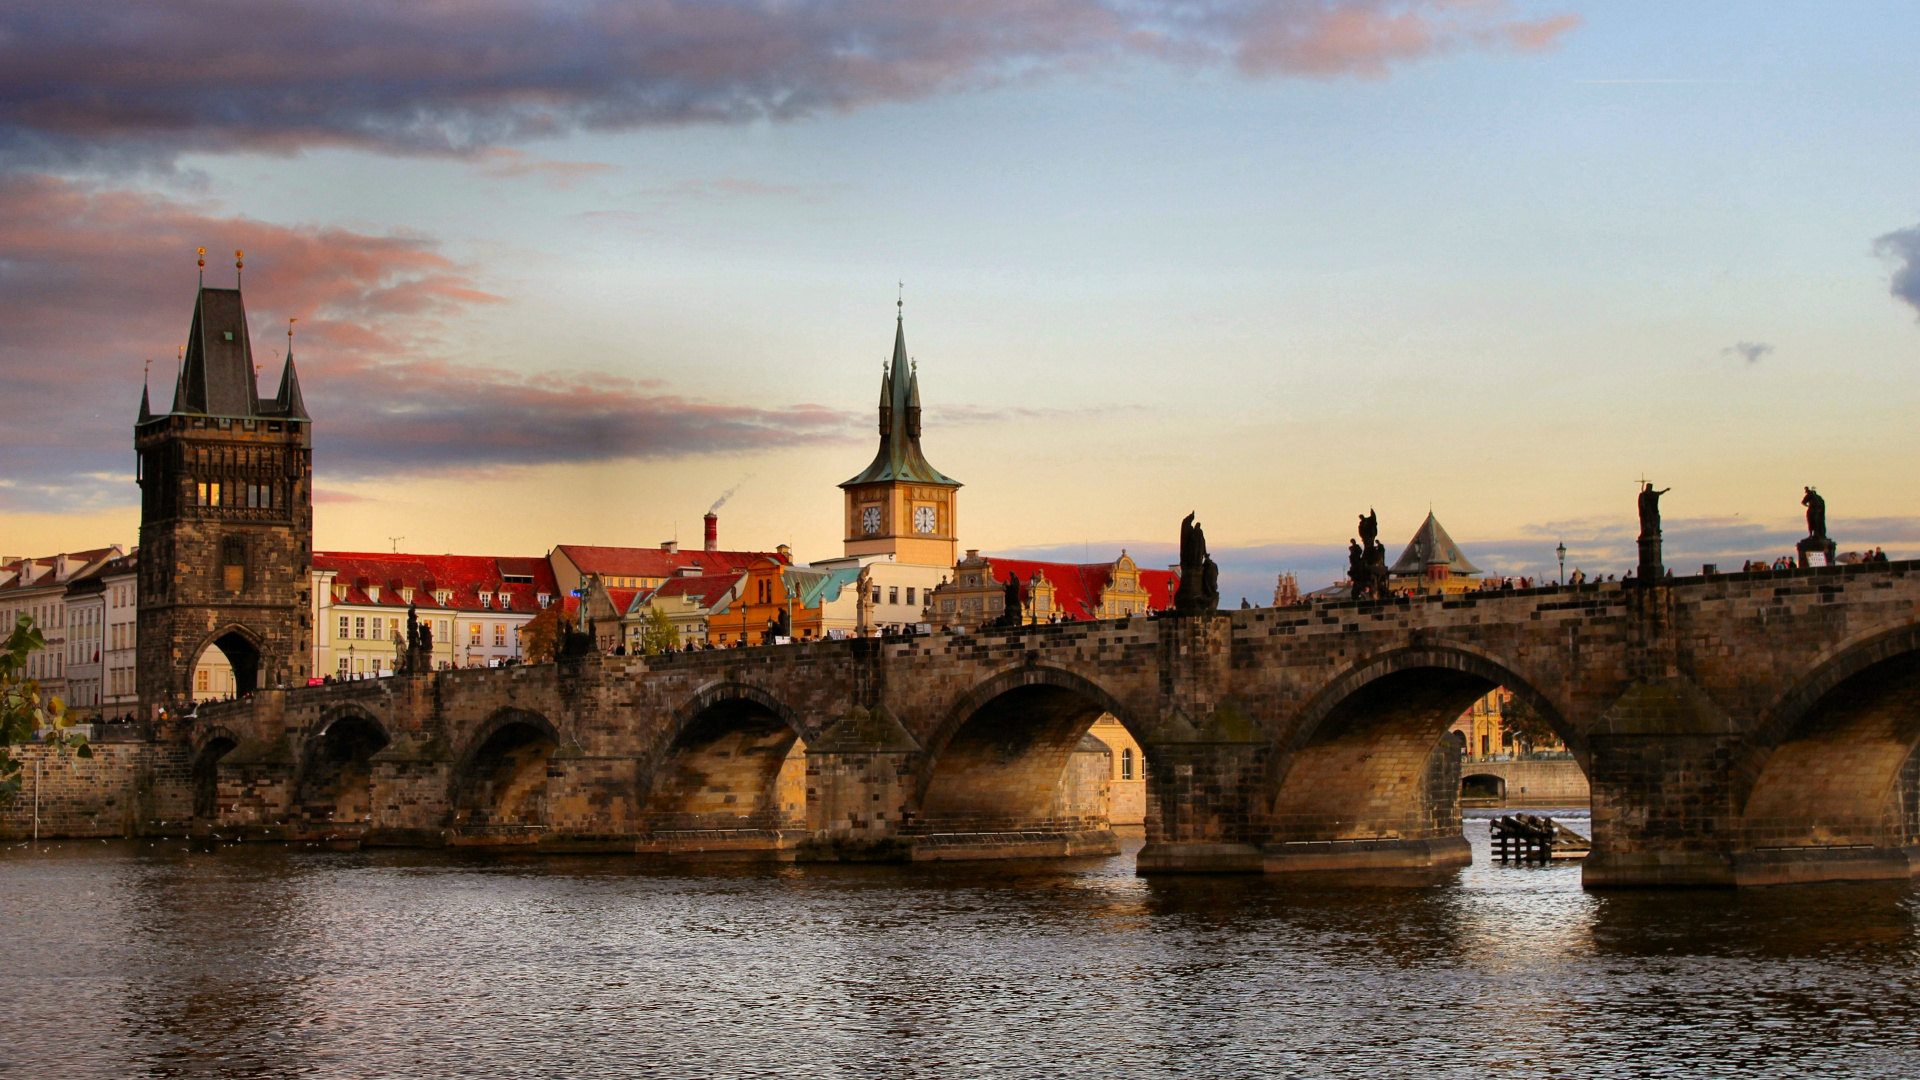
top-left (38, 559), bottom-right (1920, 888)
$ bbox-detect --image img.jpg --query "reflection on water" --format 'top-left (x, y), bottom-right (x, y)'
top-left (3, 818), bottom-right (1916, 1079)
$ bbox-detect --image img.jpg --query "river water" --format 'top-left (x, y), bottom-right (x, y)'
top-left (4, 815), bottom-right (1917, 1079)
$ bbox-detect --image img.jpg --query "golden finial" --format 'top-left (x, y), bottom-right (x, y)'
top-left (235, 250), bottom-right (244, 287)
top-left (197, 246), bottom-right (205, 285)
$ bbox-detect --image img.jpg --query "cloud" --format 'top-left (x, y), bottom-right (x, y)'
top-left (0, 175), bottom-right (857, 509)
top-left (1874, 223), bottom-right (1920, 319)
top-left (0, 1), bottom-right (1580, 168)
top-left (1722, 340), bottom-right (1773, 364)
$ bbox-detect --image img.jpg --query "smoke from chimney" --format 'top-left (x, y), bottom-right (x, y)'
top-left (708, 473), bottom-right (754, 515)
top-left (704, 512), bottom-right (718, 553)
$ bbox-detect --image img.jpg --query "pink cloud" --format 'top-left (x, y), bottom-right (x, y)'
top-left (0, 1), bottom-right (1581, 166)
top-left (0, 175), bottom-right (856, 508)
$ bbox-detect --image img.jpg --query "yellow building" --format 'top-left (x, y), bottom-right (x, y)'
top-left (924, 550), bottom-right (1178, 632)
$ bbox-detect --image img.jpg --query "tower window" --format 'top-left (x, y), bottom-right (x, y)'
top-left (221, 536), bottom-right (245, 591)
top-left (1121, 747), bottom-right (1134, 780)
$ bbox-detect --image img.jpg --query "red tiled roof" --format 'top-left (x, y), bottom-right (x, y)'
top-left (553, 544), bottom-right (785, 578)
top-left (982, 558), bottom-right (1178, 620)
top-left (0, 546), bottom-right (125, 594)
top-left (634, 572), bottom-right (744, 612)
top-left (314, 552), bottom-right (558, 614)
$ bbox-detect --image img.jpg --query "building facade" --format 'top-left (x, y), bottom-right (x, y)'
top-left (0, 546), bottom-right (125, 704)
top-left (135, 280), bottom-right (313, 717)
top-left (622, 572), bottom-right (746, 650)
top-left (307, 552), bottom-right (559, 681)
top-left (923, 550), bottom-right (1178, 632)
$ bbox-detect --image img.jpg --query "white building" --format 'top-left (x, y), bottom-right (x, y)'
top-left (0, 545), bottom-right (124, 704)
top-left (304, 551), bottom-right (560, 685)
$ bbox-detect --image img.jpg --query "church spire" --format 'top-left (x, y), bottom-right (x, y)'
top-left (840, 307), bottom-right (959, 490)
top-left (138, 381), bottom-right (153, 424)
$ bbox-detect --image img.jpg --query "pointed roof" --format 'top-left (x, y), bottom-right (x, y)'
top-left (267, 352), bottom-right (309, 420)
top-left (1389, 512), bottom-right (1480, 576)
top-left (173, 286), bottom-right (261, 417)
top-left (840, 315), bottom-right (960, 489)
top-left (146, 283), bottom-right (312, 425)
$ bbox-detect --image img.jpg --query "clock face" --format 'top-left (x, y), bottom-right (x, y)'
top-left (861, 505), bottom-right (882, 534)
top-left (914, 505), bottom-right (937, 534)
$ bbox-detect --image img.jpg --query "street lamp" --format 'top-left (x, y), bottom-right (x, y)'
top-left (1556, 542), bottom-right (1566, 586)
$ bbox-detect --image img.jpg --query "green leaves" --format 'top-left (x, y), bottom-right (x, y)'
top-left (1, 612), bottom-right (93, 804)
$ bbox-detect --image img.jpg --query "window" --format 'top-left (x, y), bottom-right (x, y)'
top-left (354, 617), bottom-right (366, 639)
top-left (221, 535), bottom-right (245, 590)
top-left (338, 615), bottom-right (350, 638)
top-left (493, 624), bottom-right (506, 647)
top-left (389, 618), bottom-right (401, 641)
top-left (1121, 748), bottom-right (1134, 780)
top-left (888, 586), bottom-right (899, 605)
top-left (369, 618), bottom-right (382, 641)
top-left (436, 619), bottom-right (449, 642)
top-left (337, 656), bottom-right (350, 674)
top-left (469, 623), bottom-right (482, 646)
top-left (871, 587), bottom-right (882, 605)
top-left (480, 593), bottom-right (492, 609)
top-left (536, 593), bottom-right (549, 607)
top-left (195, 669), bottom-right (209, 692)
top-left (905, 587), bottom-right (915, 606)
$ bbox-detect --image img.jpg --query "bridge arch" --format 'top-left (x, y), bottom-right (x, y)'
top-left (915, 664), bottom-right (1141, 835)
top-left (1739, 621), bottom-right (1920, 854)
top-left (641, 681), bottom-right (809, 840)
top-left (450, 707), bottom-right (564, 832)
top-left (186, 623), bottom-right (266, 701)
top-left (296, 706), bottom-right (391, 829)
top-left (190, 724), bottom-right (242, 820)
top-left (1271, 643), bottom-right (1580, 849)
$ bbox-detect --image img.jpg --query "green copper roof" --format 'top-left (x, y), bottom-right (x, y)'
top-left (840, 316), bottom-right (960, 489)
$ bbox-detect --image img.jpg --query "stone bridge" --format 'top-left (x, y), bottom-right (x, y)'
top-left (190, 560), bottom-right (1920, 887)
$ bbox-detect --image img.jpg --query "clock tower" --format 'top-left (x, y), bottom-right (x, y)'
top-left (839, 311), bottom-right (961, 566)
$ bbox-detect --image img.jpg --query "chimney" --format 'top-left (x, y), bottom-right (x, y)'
top-left (660, 540), bottom-right (679, 554)
top-left (704, 512), bottom-right (718, 552)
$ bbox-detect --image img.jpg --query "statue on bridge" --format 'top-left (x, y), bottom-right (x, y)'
top-left (398, 602), bottom-right (435, 674)
top-left (1348, 509), bottom-right (1391, 601)
top-left (1172, 513), bottom-right (1220, 616)
top-left (1797, 486), bottom-right (1837, 568)
top-left (1636, 482), bottom-right (1669, 584)
top-left (993, 569), bottom-right (1025, 629)
top-left (1637, 482), bottom-right (1669, 541)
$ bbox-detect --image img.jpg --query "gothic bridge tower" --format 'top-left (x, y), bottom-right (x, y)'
top-left (135, 276), bottom-right (313, 720)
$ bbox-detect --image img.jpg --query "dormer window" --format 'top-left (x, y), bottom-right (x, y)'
top-left (498, 591), bottom-right (511, 608)
top-left (331, 583), bottom-right (347, 602)
top-left (367, 585), bottom-right (381, 603)
top-left (537, 592), bottom-right (550, 607)
top-left (400, 588), bottom-right (414, 604)
top-left (479, 592), bottom-right (492, 609)
top-left (435, 590), bottom-right (451, 606)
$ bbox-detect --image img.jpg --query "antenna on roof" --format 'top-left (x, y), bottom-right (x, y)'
top-left (388, 536), bottom-right (404, 553)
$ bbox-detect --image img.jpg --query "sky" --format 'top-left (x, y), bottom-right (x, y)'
top-left (3, 1), bottom-right (1919, 605)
